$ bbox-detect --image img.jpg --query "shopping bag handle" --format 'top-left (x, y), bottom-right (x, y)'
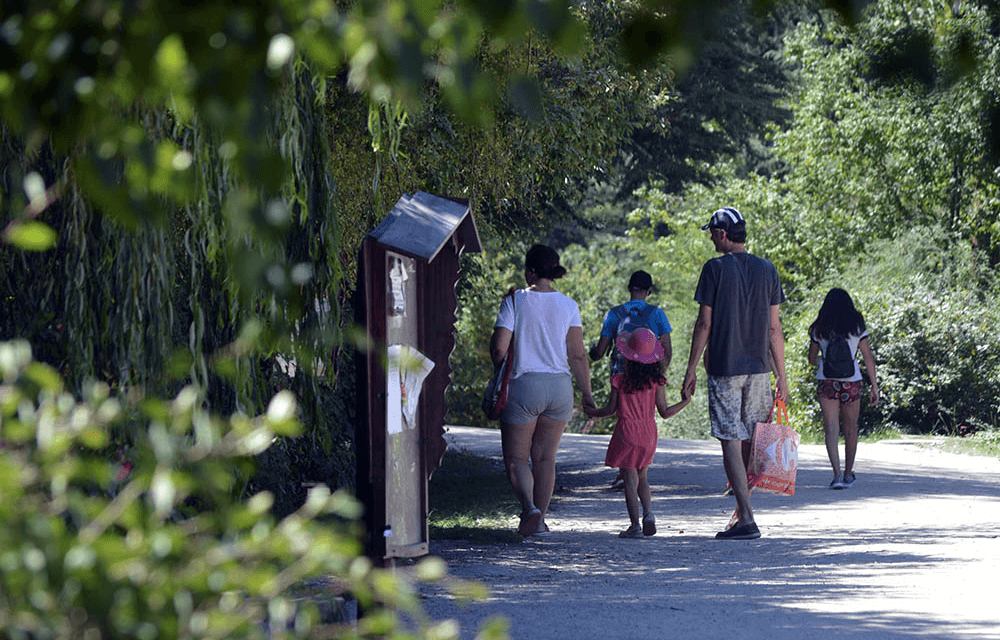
top-left (768, 397), bottom-right (789, 426)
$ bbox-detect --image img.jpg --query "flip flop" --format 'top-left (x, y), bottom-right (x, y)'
top-left (642, 513), bottom-right (656, 537)
top-left (726, 508), bottom-right (739, 530)
top-left (518, 508), bottom-right (542, 536)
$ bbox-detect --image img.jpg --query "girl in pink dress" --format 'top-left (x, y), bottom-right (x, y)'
top-left (585, 328), bottom-right (689, 538)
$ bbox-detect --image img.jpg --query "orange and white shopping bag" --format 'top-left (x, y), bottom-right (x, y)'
top-left (747, 398), bottom-right (800, 496)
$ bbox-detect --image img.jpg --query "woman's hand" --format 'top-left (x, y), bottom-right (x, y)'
top-left (807, 340), bottom-right (819, 366)
top-left (490, 327), bottom-right (512, 366)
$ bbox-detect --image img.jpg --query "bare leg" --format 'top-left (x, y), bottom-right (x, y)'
top-left (637, 466), bottom-right (652, 516)
top-left (501, 420), bottom-right (539, 513)
top-left (621, 468), bottom-right (640, 526)
top-left (529, 414), bottom-right (567, 519)
top-left (819, 395), bottom-right (843, 477)
top-left (841, 399), bottom-right (861, 478)
top-left (721, 439), bottom-right (754, 526)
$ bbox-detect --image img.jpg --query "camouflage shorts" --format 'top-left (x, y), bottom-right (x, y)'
top-left (707, 373), bottom-right (774, 441)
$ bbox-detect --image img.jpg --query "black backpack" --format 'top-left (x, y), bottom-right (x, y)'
top-left (823, 332), bottom-right (855, 379)
top-left (609, 303), bottom-right (658, 374)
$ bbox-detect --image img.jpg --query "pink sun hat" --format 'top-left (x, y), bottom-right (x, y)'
top-left (616, 328), bottom-right (664, 364)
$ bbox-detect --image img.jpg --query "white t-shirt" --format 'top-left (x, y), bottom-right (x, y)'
top-left (811, 329), bottom-right (868, 381)
top-left (495, 289), bottom-right (582, 379)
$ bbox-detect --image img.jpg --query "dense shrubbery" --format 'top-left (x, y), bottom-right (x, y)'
top-left (0, 340), bottom-right (486, 640)
top-left (445, 248), bottom-right (523, 429)
top-left (777, 227), bottom-right (1000, 439)
top-left (619, 0), bottom-right (1000, 446)
top-left (841, 230), bottom-right (1000, 435)
top-left (445, 233), bottom-right (714, 439)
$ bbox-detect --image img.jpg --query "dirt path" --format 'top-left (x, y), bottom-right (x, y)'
top-left (420, 426), bottom-right (1000, 640)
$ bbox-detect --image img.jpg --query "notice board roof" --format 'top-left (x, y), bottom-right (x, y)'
top-left (368, 191), bottom-right (481, 262)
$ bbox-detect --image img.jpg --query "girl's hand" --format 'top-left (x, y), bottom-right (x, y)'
top-left (584, 404), bottom-right (613, 419)
top-left (869, 385), bottom-right (880, 406)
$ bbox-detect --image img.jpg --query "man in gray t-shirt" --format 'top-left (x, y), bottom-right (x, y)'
top-left (682, 206), bottom-right (789, 540)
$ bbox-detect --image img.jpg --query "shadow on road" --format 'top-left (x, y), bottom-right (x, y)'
top-left (424, 426), bottom-right (1000, 640)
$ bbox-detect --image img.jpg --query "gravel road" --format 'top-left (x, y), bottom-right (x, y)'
top-left (419, 426), bottom-right (1000, 640)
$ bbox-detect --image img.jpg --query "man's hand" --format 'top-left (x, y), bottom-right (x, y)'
top-left (681, 369), bottom-right (697, 401)
top-left (775, 375), bottom-right (790, 404)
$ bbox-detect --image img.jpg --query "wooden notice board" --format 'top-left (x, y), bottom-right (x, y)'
top-left (356, 192), bottom-right (481, 564)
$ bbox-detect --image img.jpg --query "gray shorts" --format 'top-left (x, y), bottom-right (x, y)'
top-left (501, 373), bottom-right (574, 425)
top-left (707, 373), bottom-right (774, 441)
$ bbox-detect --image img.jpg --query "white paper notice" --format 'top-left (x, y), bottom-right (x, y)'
top-left (387, 344), bottom-right (436, 430)
top-left (386, 344), bottom-right (404, 435)
top-left (400, 346), bottom-right (435, 427)
top-left (389, 257), bottom-right (408, 316)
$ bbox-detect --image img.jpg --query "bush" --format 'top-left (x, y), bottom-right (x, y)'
top-left (446, 236), bottom-right (706, 436)
top-left (0, 340), bottom-right (488, 640)
top-left (870, 284), bottom-right (1000, 434)
top-left (782, 226), bottom-right (1000, 439)
top-left (248, 348), bottom-right (358, 520)
top-left (445, 249), bottom-right (525, 429)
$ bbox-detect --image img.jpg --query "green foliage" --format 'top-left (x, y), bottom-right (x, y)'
top-left (0, 340), bottom-right (481, 640)
top-left (370, 1), bottom-right (677, 240)
top-left (614, 0), bottom-right (795, 199)
top-left (848, 228), bottom-right (1000, 435)
top-left (774, 226), bottom-right (1000, 441)
top-left (1, 80), bottom-right (353, 515)
top-left (622, 0), bottom-right (1000, 448)
top-left (0, 0), bottom-right (607, 399)
top-left (750, 2), bottom-right (1000, 284)
top-left (445, 249), bottom-right (523, 428)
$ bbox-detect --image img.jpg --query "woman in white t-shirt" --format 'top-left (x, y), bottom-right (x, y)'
top-left (808, 288), bottom-right (880, 490)
top-left (491, 244), bottom-right (595, 537)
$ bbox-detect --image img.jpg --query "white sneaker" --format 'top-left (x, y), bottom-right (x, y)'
top-left (841, 473), bottom-right (856, 488)
top-left (829, 475), bottom-right (845, 489)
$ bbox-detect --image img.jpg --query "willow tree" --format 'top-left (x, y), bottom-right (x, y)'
top-left (0, 1), bottom-right (589, 480)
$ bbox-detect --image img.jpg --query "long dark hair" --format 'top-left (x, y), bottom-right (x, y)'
top-left (809, 288), bottom-right (866, 340)
top-left (620, 359), bottom-right (666, 395)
